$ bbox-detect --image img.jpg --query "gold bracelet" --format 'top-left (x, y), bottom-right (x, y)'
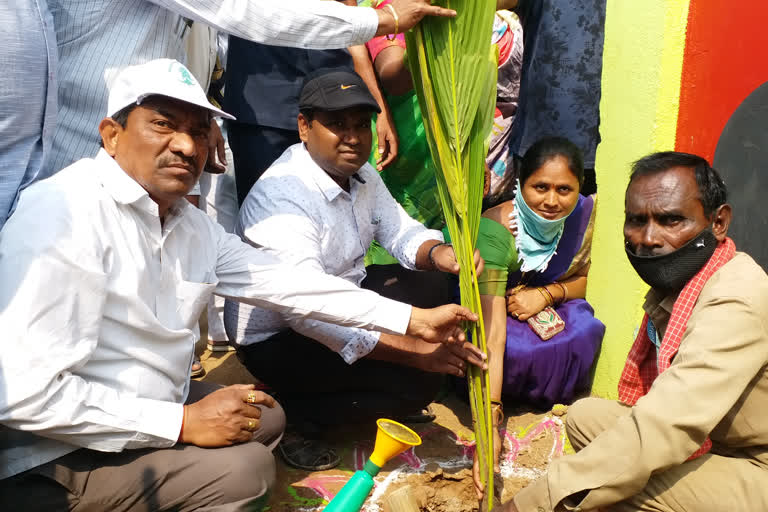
top-left (535, 286), bottom-right (550, 306)
top-left (385, 4), bottom-right (399, 41)
top-left (555, 282), bottom-right (568, 305)
top-left (537, 286), bottom-right (554, 307)
top-left (543, 286), bottom-right (556, 306)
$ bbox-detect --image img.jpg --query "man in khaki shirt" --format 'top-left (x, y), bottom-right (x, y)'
top-left (494, 152), bottom-right (768, 511)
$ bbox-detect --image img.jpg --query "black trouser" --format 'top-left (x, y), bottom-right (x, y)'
top-left (226, 121), bottom-right (300, 206)
top-left (236, 265), bottom-right (455, 428)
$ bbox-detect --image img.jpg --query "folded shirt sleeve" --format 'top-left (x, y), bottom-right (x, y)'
top-left (152, 0), bottom-right (379, 49)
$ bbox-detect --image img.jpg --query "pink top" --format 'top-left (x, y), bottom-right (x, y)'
top-left (365, 0), bottom-right (406, 62)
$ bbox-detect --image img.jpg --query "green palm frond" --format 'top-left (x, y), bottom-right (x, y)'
top-left (406, 1), bottom-right (498, 508)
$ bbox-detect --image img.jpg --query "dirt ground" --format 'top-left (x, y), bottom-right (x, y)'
top-left (196, 340), bottom-right (572, 512)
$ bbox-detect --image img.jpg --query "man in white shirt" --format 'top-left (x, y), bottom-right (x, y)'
top-left (226, 69), bottom-right (486, 471)
top-left (0, 59), bottom-right (478, 511)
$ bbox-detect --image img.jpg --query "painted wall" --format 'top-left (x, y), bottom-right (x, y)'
top-left (676, 0), bottom-right (768, 161)
top-left (587, 0), bottom-right (690, 398)
top-left (677, 0), bottom-right (768, 270)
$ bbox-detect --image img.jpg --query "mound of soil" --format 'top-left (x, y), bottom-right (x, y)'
top-left (383, 465), bottom-right (479, 512)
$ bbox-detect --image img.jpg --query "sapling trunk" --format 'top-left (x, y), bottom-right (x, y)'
top-left (404, 1), bottom-right (498, 508)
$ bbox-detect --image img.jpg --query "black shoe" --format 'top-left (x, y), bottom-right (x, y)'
top-left (278, 431), bottom-right (340, 471)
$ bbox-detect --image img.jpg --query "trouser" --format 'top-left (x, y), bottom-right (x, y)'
top-left (0, 381), bottom-right (286, 512)
top-left (226, 121), bottom-right (300, 206)
top-left (566, 397), bottom-right (768, 512)
top-left (235, 265), bottom-right (455, 429)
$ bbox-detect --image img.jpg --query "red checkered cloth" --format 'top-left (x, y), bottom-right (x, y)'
top-left (618, 237), bottom-right (736, 460)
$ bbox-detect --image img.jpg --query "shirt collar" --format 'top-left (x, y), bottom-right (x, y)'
top-left (96, 148), bottom-right (192, 220)
top-left (298, 143), bottom-right (366, 202)
top-left (642, 287), bottom-right (677, 316)
top-left (96, 149), bottom-right (148, 206)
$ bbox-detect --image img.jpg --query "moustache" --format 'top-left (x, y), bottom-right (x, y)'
top-left (157, 155), bottom-right (198, 172)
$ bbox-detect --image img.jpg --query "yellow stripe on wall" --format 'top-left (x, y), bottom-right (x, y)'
top-left (588, 0), bottom-right (691, 398)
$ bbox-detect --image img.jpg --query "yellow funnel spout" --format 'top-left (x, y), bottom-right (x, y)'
top-left (369, 419), bottom-right (422, 468)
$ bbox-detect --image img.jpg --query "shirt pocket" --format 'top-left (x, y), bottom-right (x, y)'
top-left (169, 279), bottom-right (217, 331)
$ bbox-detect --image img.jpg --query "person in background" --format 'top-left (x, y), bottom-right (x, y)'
top-left (507, 0), bottom-right (606, 195)
top-left (0, 0), bottom-right (57, 230)
top-left (185, 21), bottom-right (240, 376)
top-left (42, 0), bottom-right (454, 179)
top-left (493, 152), bottom-right (768, 512)
top-left (486, 4), bottom-right (524, 196)
top-left (224, 0), bottom-right (399, 206)
top-left (361, 0), bottom-right (524, 266)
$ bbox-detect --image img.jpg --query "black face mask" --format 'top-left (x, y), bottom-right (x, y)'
top-left (625, 227), bottom-right (719, 292)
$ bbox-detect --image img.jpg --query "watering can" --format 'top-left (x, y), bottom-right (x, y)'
top-left (323, 418), bottom-right (422, 512)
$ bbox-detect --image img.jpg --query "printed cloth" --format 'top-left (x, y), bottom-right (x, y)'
top-left (486, 10), bottom-right (524, 195)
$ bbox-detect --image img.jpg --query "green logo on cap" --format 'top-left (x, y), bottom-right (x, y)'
top-left (178, 66), bottom-right (195, 86)
top-left (168, 61), bottom-right (197, 86)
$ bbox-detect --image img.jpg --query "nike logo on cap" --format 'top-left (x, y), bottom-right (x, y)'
top-left (340, 84), bottom-right (356, 90)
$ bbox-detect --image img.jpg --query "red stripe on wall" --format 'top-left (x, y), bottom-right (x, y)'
top-left (675, 0), bottom-right (768, 160)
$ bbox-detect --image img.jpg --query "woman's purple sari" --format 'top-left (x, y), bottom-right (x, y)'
top-left (503, 195), bottom-right (605, 406)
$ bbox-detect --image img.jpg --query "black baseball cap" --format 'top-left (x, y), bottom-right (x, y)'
top-left (299, 68), bottom-right (381, 114)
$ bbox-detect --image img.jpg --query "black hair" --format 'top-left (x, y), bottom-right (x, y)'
top-left (299, 109), bottom-right (315, 123)
top-left (483, 136), bottom-right (585, 211)
top-left (629, 151), bottom-right (728, 216)
top-left (99, 103), bottom-right (137, 147)
top-left (111, 103), bottom-right (137, 128)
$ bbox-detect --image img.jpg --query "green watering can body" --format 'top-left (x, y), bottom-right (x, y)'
top-left (323, 460), bottom-right (380, 512)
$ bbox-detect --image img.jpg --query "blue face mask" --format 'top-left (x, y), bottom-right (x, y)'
top-left (513, 180), bottom-right (571, 273)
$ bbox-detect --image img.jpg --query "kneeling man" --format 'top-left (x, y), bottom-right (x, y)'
top-left (0, 59), bottom-right (477, 511)
top-left (494, 152), bottom-right (768, 511)
top-left (226, 69), bottom-right (486, 471)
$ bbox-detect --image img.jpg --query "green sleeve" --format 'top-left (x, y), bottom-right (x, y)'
top-left (443, 218), bottom-right (520, 296)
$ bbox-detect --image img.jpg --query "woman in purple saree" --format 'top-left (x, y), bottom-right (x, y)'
top-left (470, 137), bottom-right (605, 485)
top-left (477, 137), bottom-right (605, 412)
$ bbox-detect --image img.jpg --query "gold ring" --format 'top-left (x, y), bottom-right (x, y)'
top-left (246, 391), bottom-right (257, 404)
top-left (247, 419), bottom-right (257, 431)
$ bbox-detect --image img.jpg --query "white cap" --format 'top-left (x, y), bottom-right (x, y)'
top-left (107, 58), bottom-right (235, 120)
